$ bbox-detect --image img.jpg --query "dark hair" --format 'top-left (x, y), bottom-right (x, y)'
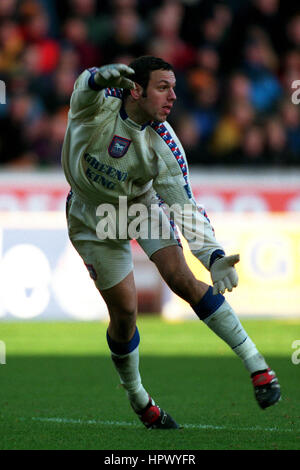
top-left (123, 56), bottom-right (174, 98)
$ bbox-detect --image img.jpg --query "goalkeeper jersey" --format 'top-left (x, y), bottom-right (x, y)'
top-left (61, 68), bottom-right (224, 269)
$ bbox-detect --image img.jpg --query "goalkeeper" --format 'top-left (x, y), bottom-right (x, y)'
top-left (62, 56), bottom-right (280, 429)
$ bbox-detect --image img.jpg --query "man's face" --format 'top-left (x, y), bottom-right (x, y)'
top-left (137, 69), bottom-right (177, 122)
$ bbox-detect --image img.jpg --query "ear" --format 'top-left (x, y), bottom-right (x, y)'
top-left (130, 83), bottom-right (144, 100)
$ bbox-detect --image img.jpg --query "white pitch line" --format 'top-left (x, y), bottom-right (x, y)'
top-left (28, 416), bottom-right (298, 434)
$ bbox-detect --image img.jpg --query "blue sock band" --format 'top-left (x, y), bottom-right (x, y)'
top-left (191, 286), bottom-right (225, 321)
top-left (106, 327), bottom-right (140, 355)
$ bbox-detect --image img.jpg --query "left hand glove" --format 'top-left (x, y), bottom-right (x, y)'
top-left (210, 254), bottom-right (240, 295)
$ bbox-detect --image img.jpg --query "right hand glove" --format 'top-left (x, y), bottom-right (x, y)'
top-left (210, 254), bottom-right (240, 295)
top-left (94, 64), bottom-right (135, 89)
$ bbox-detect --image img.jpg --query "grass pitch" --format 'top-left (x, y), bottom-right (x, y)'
top-left (0, 317), bottom-right (299, 450)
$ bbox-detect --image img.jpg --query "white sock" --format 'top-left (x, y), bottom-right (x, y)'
top-left (111, 346), bottom-right (149, 411)
top-left (203, 300), bottom-right (268, 374)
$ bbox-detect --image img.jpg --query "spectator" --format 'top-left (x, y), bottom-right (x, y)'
top-left (0, 0), bottom-right (299, 168)
top-left (226, 0), bottom-right (287, 64)
top-left (148, 1), bottom-right (195, 71)
top-left (280, 100), bottom-right (300, 161)
top-left (0, 93), bottom-right (39, 167)
top-left (20, 10), bottom-right (60, 75)
top-left (63, 17), bottom-right (101, 70)
top-left (101, 9), bottom-right (147, 64)
top-left (264, 116), bottom-right (291, 165)
top-left (279, 49), bottom-right (300, 103)
top-left (172, 112), bottom-right (203, 165)
top-left (239, 124), bottom-right (267, 165)
top-left (241, 31), bottom-right (282, 113)
top-left (0, 19), bottom-right (24, 75)
top-left (195, 45), bottom-right (220, 76)
top-left (227, 72), bottom-right (252, 102)
top-left (42, 66), bottom-right (78, 114)
top-left (210, 99), bottom-right (255, 162)
top-left (0, 0), bottom-right (18, 20)
top-left (57, 47), bottom-right (81, 74)
top-left (285, 13), bottom-right (300, 51)
top-left (66, 0), bottom-right (110, 47)
top-left (185, 69), bottom-right (220, 147)
top-left (39, 109), bottom-right (69, 165)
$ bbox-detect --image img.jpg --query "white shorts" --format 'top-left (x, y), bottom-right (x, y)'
top-left (66, 189), bottom-right (181, 290)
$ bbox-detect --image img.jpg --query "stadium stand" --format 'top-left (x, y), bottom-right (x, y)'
top-left (0, 0), bottom-right (299, 167)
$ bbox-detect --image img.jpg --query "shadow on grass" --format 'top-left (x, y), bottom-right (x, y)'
top-left (0, 355), bottom-right (299, 450)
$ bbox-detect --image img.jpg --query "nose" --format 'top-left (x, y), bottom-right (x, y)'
top-left (168, 88), bottom-right (176, 101)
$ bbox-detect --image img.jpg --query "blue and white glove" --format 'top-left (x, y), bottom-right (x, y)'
top-left (94, 64), bottom-right (135, 89)
top-left (210, 254), bottom-right (240, 295)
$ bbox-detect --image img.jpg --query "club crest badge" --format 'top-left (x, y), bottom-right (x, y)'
top-left (108, 135), bottom-right (131, 158)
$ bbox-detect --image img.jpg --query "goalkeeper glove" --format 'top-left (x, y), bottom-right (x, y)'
top-left (210, 254), bottom-right (240, 295)
top-left (94, 64), bottom-right (135, 89)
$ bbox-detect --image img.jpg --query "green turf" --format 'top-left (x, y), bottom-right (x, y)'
top-left (0, 317), bottom-right (299, 450)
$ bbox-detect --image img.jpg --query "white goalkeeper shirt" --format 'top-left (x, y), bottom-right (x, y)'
top-left (61, 68), bottom-right (224, 269)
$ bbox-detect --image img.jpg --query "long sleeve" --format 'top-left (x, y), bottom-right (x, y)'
top-left (69, 68), bottom-right (107, 120)
top-left (151, 122), bottom-right (225, 270)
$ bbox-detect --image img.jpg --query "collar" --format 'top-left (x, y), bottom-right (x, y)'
top-left (119, 102), bottom-right (151, 131)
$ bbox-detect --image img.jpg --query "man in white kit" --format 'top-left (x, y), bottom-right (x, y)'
top-left (62, 56), bottom-right (280, 429)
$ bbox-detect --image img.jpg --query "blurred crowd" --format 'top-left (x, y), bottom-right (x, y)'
top-left (0, 0), bottom-right (299, 168)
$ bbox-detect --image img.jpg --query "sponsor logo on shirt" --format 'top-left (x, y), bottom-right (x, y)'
top-left (83, 153), bottom-right (128, 189)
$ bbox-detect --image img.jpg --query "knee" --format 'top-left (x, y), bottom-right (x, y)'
top-left (108, 304), bottom-right (137, 342)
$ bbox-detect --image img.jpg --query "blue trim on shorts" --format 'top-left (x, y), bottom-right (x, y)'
top-left (106, 327), bottom-right (140, 355)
